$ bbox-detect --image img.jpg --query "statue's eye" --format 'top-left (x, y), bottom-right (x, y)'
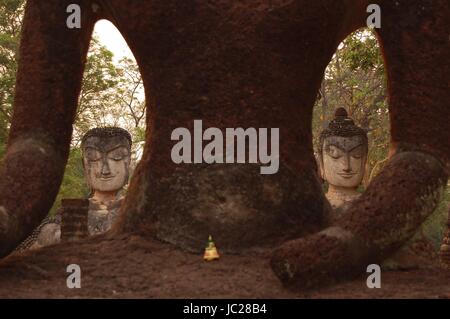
top-left (107, 147), bottom-right (129, 161)
top-left (84, 148), bottom-right (101, 161)
top-left (326, 146), bottom-right (343, 159)
top-left (350, 146), bottom-right (364, 159)
top-left (108, 153), bottom-right (124, 161)
top-left (330, 153), bottom-right (342, 159)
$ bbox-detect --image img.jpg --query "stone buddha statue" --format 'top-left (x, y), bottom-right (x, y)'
top-left (15, 127), bottom-right (132, 251)
top-left (81, 127), bottom-right (132, 234)
top-left (317, 108), bottom-right (368, 210)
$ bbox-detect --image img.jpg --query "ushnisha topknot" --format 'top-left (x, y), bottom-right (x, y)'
top-left (81, 127), bottom-right (132, 147)
top-left (319, 107), bottom-right (368, 149)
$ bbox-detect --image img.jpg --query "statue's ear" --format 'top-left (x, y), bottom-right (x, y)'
top-left (319, 160), bottom-right (325, 181)
top-left (315, 152), bottom-right (325, 181)
top-left (80, 154), bottom-right (94, 197)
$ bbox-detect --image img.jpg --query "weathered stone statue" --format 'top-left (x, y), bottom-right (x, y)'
top-left (317, 108), bottom-right (368, 210)
top-left (15, 127), bottom-right (132, 251)
top-left (81, 127), bottom-right (132, 235)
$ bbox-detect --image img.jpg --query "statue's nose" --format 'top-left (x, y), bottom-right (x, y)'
top-left (343, 156), bottom-right (352, 172)
top-left (101, 160), bottom-right (111, 175)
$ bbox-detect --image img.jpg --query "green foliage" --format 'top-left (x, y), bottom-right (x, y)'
top-left (133, 125), bottom-right (146, 143)
top-left (73, 36), bottom-right (122, 143)
top-left (50, 148), bottom-right (88, 215)
top-left (73, 41), bottom-right (146, 144)
top-left (339, 31), bottom-right (384, 74)
top-left (422, 187), bottom-right (450, 249)
top-left (0, 0), bottom-right (24, 147)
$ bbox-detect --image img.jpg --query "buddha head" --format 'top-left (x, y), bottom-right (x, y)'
top-left (318, 108), bottom-right (368, 198)
top-left (81, 127), bottom-right (132, 201)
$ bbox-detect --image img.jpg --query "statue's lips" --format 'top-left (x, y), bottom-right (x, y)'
top-left (338, 173), bottom-right (356, 178)
top-left (98, 176), bottom-right (116, 181)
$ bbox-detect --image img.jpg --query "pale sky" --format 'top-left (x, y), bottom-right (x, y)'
top-left (93, 19), bottom-right (145, 102)
top-left (93, 19), bottom-right (135, 63)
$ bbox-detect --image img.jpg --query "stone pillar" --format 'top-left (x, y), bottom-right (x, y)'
top-left (112, 0), bottom-right (366, 253)
top-left (60, 199), bottom-right (89, 242)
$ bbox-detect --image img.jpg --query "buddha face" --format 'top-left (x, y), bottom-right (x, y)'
top-left (82, 136), bottom-right (131, 193)
top-left (321, 135), bottom-right (367, 189)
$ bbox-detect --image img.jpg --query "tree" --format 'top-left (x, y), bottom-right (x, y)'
top-left (51, 148), bottom-right (89, 213)
top-left (0, 0), bottom-right (24, 156)
top-left (115, 57), bottom-right (146, 131)
top-left (73, 44), bottom-right (146, 146)
top-left (72, 36), bottom-right (121, 145)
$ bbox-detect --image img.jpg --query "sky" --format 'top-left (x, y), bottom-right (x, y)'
top-left (92, 19), bottom-right (135, 63)
top-left (93, 20), bottom-right (145, 102)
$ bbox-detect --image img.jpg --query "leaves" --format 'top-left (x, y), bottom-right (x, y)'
top-left (0, 0), bottom-right (23, 149)
top-left (73, 39), bottom-right (146, 146)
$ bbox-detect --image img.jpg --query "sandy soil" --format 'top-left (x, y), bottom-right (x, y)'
top-left (0, 234), bottom-right (449, 299)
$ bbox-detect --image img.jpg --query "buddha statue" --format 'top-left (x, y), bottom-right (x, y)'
top-left (317, 108), bottom-right (368, 210)
top-left (15, 127), bottom-right (132, 251)
top-left (81, 127), bottom-right (132, 234)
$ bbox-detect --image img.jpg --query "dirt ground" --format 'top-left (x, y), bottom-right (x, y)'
top-left (0, 233), bottom-right (449, 299)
